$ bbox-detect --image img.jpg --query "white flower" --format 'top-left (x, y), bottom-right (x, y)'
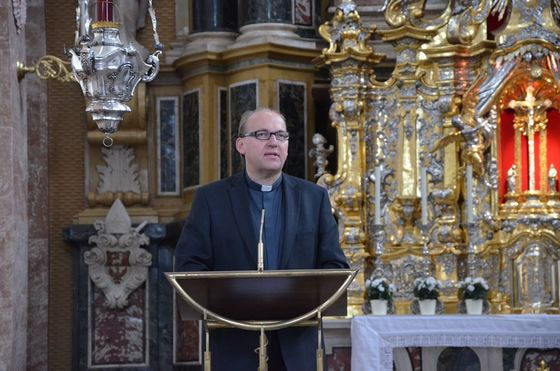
top-left (414, 276), bottom-right (441, 291)
top-left (389, 284), bottom-right (396, 293)
top-left (467, 284), bottom-right (475, 292)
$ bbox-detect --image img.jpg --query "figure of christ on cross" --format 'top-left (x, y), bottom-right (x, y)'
top-left (508, 85), bottom-right (552, 191)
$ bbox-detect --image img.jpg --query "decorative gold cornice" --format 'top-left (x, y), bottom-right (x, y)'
top-left (491, 39), bottom-right (560, 60)
top-left (378, 25), bottom-right (438, 42)
top-left (173, 44), bottom-right (321, 78)
top-left (422, 40), bottom-right (496, 59)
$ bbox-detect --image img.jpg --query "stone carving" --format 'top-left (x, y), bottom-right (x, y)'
top-left (309, 133), bottom-right (334, 178)
top-left (549, 164), bottom-right (558, 192)
top-left (85, 199), bottom-right (152, 309)
top-left (507, 164), bottom-right (517, 193)
top-left (11, 0), bottom-right (27, 34)
top-left (97, 145), bottom-right (142, 194)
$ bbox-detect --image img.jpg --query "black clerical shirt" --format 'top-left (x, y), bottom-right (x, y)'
top-left (245, 173), bottom-right (284, 270)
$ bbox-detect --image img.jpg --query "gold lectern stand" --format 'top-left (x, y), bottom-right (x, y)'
top-left (166, 269), bottom-right (357, 371)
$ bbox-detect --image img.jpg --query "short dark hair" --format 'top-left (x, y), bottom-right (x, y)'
top-left (237, 108), bottom-right (287, 137)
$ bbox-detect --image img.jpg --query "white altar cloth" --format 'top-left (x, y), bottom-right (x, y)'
top-left (351, 315), bottom-right (560, 371)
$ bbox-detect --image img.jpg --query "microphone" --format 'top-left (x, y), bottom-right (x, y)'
top-left (257, 209), bottom-right (265, 272)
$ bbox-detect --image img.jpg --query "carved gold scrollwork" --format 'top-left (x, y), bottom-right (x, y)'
top-left (384, 0), bottom-right (421, 28)
top-left (17, 55), bottom-right (75, 82)
top-left (447, 0), bottom-right (493, 45)
top-left (383, 0), bottom-right (451, 30)
top-left (317, 0), bottom-right (381, 64)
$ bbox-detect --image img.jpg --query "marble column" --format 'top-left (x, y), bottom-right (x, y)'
top-left (0, 2), bottom-right (29, 371)
top-left (191, 0), bottom-right (237, 33)
top-left (184, 0), bottom-right (238, 53)
top-left (238, 0), bottom-right (292, 25)
top-left (233, 0), bottom-right (312, 48)
top-left (25, 0), bottom-right (49, 369)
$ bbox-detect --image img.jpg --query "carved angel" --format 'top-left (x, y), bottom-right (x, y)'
top-left (432, 107), bottom-right (497, 176)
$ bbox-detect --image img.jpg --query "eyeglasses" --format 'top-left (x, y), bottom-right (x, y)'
top-left (240, 130), bottom-right (290, 142)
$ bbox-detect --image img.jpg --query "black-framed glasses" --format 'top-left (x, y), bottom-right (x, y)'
top-left (240, 130), bottom-right (290, 142)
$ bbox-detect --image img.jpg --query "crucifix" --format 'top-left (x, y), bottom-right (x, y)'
top-left (508, 86), bottom-right (552, 191)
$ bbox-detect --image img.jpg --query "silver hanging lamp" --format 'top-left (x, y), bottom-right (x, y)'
top-left (69, 0), bottom-right (163, 147)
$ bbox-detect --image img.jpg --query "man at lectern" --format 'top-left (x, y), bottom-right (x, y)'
top-left (175, 108), bottom-right (349, 371)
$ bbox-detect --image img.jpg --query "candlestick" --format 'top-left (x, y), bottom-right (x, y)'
top-left (374, 166), bottom-right (381, 225)
top-left (420, 167), bottom-right (428, 226)
top-left (466, 164), bottom-right (473, 223)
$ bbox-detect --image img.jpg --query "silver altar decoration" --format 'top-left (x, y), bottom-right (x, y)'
top-left (69, 0), bottom-right (163, 146)
top-left (309, 133), bottom-right (334, 179)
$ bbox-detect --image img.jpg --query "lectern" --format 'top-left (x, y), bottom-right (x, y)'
top-left (166, 269), bottom-right (357, 371)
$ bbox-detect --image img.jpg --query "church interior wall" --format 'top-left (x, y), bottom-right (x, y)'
top-left (44, 0), bottom-right (86, 367)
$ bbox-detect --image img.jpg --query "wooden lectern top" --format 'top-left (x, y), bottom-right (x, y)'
top-left (167, 269), bottom-right (356, 328)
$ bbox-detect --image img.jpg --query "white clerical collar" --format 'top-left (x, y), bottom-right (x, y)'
top-left (245, 172), bottom-right (283, 193)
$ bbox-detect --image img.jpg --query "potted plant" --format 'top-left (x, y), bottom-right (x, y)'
top-left (413, 276), bottom-right (441, 315)
top-left (365, 277), bottom-right (395, 315)
top-left (458, 277), bottom-right (489, 314)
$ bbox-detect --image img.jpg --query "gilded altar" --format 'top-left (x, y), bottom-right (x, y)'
top-left (315, 0), bottom-right (560, 315)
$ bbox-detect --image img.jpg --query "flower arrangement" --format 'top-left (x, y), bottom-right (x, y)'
top-left (365, 277), bottom-right (396, 301)
top-left (413, 276), bottom-right (441, 300)
top-left (458, 277), bottom-right (489, 300)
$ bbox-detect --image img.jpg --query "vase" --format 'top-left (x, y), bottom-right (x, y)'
top-left (465, 299), bottom-right (483, 315)
top-left (418, 299), bottom-right (437, 315)
top-left (370, 299), bottom-right (388, 315)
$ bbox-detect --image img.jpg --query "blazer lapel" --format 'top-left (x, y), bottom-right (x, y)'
top-left (280, 174), bottom-right (300, 268)
top-left (229, 174), bottom-right (258, 265)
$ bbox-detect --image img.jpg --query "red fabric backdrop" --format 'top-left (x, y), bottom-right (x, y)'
top-left (499, 109), bottom-right (560, 200)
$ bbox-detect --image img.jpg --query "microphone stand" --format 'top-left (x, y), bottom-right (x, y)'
top-left (256, 209), bottom-right (268, 370)
top-left (257, 208), bottom-right (265, 272)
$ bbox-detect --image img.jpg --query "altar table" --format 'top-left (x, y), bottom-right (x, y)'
top-left (351, 314), bottom-right (560, 371)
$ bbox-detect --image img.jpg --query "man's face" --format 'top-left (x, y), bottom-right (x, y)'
top-left (236, 111), bottom-right (289, 179)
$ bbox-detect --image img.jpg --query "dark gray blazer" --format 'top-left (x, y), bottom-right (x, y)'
top-left (175, 172), bottom-right (349, 370)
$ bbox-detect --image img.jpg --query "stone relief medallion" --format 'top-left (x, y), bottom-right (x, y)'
top-left (85, 199), bottom-right (152, 308)
top-left (12, 0), bottom-right (27, 34)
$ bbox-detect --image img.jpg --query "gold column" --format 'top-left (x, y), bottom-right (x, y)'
top-left (315, 1), bottom-right (383, 314)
